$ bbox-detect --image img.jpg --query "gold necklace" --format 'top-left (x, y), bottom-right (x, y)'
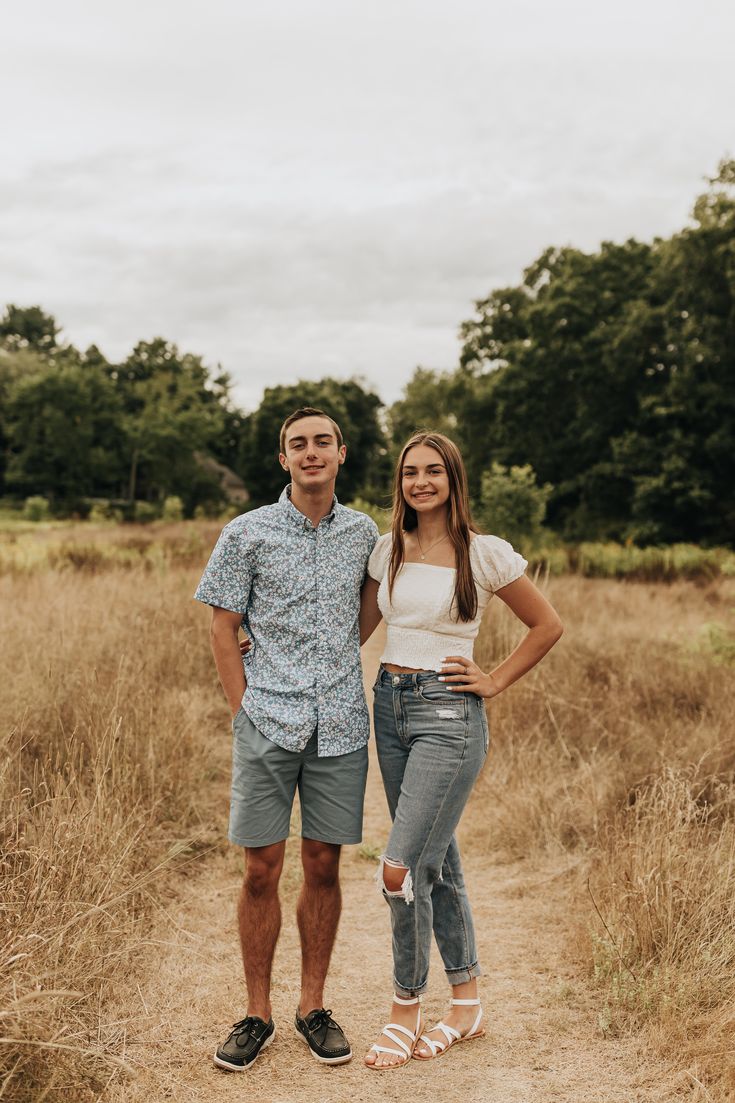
top-left (416, 532), bottom-right (449, 560)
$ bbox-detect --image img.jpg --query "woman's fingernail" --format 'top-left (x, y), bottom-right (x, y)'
top-left (437, 676), bottom-right (445, 681)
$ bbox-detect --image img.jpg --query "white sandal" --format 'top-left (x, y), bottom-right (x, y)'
top-left (365, 995), bottom-right (422, 1071)
top-left (414, 997), bottom-right (484, 1060)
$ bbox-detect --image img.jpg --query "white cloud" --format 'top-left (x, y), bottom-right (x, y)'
top-left (2, 0), bottom-right (734, 408)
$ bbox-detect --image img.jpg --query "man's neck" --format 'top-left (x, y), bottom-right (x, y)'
top-left (289, 483), bottom-right (336, 528)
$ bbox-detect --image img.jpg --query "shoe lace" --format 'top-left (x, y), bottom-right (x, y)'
top-left (308, 1007), bottom-right (334, 1031)
top-left (230, 1016), bottom-right (259, 1040)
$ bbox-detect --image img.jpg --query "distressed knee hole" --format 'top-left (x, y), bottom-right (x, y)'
top-left (375, 855), bottom-right (414, 903)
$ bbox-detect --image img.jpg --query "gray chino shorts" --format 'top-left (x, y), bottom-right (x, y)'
top-left (228, 708), bottom-right (369, 848)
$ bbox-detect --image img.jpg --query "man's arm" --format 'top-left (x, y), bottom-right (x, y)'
top-left (359, 576), bottom-right (382, 646)
top-left (209, 606), bottom-right (247, 717)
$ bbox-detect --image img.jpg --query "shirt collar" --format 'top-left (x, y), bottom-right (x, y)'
top-left (279, 484), bottom-right (338, 529)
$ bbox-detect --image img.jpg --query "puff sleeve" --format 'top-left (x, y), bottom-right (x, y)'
top-left (367, 532), bottom-right (392, 581)
top-left (472, 534), bottom-right (527, 592)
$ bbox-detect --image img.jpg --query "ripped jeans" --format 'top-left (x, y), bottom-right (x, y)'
top-left (373, 666), bottom-right (489, 998)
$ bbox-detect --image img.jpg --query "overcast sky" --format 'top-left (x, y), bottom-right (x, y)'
top-left (2, 0), bottom-right (734, 409)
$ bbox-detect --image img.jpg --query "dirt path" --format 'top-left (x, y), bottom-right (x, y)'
top-left (107, 630), bottom-right (687, 1103)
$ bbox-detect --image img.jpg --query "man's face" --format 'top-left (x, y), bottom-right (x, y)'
top-left (280, 415), bottom-right (346, 492)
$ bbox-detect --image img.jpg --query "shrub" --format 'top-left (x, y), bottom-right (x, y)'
top-left (161, 495), bottom-right (184, 522)
top-left (475, 463), bottom-right (551, 549)
top-left (347, 497), bottom-right (392, 533)
top-left (218, 502), bottom-right (247, 522)
top-left (576, 542), bottom-right (729, 583)
top-left (23, 495), bottom-right (51, 521)
top-left (133, 501), bottom-right (159, 524)
top-left (193, 502), bottom-right (227, 521)
top-left (88, 501), bottom-right (119, 524)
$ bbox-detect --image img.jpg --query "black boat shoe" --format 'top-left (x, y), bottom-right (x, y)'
top-left (294, 1006), bottom-right (352, 1064)
top-left (213, 1015), bottom-right (275, 1071)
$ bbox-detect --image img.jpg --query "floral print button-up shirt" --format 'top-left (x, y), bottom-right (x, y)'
top-left (194, 486), bottom-right (379, 756)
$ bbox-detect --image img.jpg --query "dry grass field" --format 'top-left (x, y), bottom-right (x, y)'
top-left (1, 522), bottom-right (734, 1101)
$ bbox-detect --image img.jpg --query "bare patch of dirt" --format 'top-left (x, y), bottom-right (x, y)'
top-left (105, 630), bottom-right (690, 1103)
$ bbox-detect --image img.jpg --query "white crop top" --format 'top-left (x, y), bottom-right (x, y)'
top-left (367, 533), bottom-right (527, 672)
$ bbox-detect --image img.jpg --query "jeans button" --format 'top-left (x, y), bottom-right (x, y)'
top-left (392, 675), bottom-right (399, 686)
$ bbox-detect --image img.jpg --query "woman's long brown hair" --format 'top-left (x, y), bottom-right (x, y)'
top-left (388, 431), bottom-right (480, 622)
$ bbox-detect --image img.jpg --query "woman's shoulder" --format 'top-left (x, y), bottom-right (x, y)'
top-left (470, 533), bottom-right (528, 591)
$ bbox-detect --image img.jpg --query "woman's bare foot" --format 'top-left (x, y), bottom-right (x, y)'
top-left (364, 997), bottom-right (422, 1069)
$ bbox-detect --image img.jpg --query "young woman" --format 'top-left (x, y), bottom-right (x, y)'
top-left (360, 431), bottom-right (563, 1070)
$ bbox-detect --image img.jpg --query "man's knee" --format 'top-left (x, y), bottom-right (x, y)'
top-left (301, 839), bottom-right (341, 888)
top-left (244, 843), bottom-right (284, 896)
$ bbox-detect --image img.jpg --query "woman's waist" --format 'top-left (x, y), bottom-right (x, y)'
top-left (381, 626), bottom-right (474, 673)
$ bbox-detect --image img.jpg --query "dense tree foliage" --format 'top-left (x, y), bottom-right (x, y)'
top-left (1, 164), bottom-right (732, 540)
top-left (240, 378), bottom-right (390, 508)
top-left (475, 463), bottom-right (552, 550)
top-left (400, 160), bottom-right (734, 545)
top-left (0, 313), bottom-right (388, 515)
top-left (0, 321), bottom-right (234, 512)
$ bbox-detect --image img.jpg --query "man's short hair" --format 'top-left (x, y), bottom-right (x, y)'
top-left (279, 407), bottom-right (344, 454)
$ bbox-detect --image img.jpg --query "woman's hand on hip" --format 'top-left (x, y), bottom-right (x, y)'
top-left (438, 656), bottom-right (500, 699)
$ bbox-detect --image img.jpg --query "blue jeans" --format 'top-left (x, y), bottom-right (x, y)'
top-left (373, 666), bottom-right (489, 998)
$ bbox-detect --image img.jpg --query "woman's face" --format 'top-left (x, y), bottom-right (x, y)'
top-left (401, 444), bottom-right (450, 514)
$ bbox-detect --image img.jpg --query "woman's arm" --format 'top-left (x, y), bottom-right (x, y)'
top-left (440, 575), bottom-right (562, 698)
top-left (359, 576), bottom-right (383, 646)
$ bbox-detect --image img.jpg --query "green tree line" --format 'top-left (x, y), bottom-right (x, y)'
top-left (392, 160), bottom-right (735, 546)
top-left (1, 161), bottom-right (733, 543)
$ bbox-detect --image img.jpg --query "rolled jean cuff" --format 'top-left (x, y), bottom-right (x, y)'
top-left (393, 975), bottom-right (428, 1000)
top-left (445, 961), bottom-right (482, 986)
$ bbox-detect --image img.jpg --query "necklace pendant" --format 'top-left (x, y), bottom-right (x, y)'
top-left (421, 554), bottom-right (425, 560)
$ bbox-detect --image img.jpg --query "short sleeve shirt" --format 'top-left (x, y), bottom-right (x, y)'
top-left (194, 486), bottom-right (379, 756)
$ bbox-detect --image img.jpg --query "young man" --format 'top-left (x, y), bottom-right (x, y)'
top-left (194, 407), bottom-right (379, 1071)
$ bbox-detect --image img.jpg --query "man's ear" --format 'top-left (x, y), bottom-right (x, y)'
top-left (338, 445), bottom-right (347, 466)
top-left (278, 451), bottom-right (289, 472)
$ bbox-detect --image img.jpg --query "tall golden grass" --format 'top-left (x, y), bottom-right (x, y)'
top-left (473, 573), bottom-right (735, 1096)
top-left (1, 526), bottom-right (734, 1099)
top-left (0, 552), bottom-right (228, 1100)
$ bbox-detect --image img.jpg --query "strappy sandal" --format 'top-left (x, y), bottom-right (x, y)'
top-left (413, 997), bottom-right (484, 1060)
top-left (365, 995), bottom-right (422, 1071)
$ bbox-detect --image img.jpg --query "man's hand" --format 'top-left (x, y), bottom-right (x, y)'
top-left (359, 576), bottom-right (382, 646)
top-left (209, 607), bottom-right (248, 717)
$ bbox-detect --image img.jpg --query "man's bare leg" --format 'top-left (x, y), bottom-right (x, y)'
top-left (239, 841), bottom-right (286, 1020)
top-left (297, 839), bottom-right (342, 1013)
